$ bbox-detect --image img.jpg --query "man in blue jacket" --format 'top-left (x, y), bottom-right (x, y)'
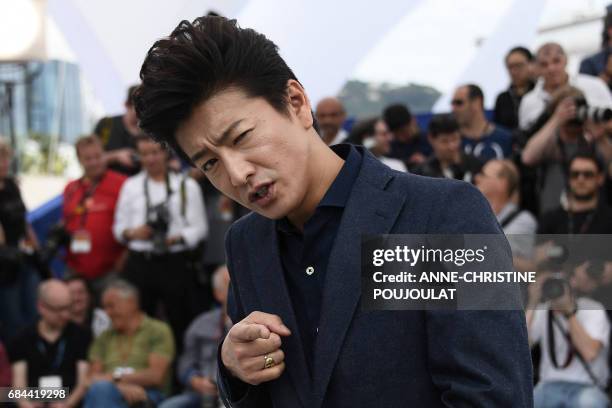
top-left (134, 15), bottom-right (533, 408)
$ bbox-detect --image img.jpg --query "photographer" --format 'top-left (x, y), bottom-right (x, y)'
top-left (537, 151), bottom-right (612, 234)
top-left (0, 137), bottom-right (41, 340)
top-left (113, 136), bottom-right (208, 351)
top-left (62, 136), bottom-right (127, 300)
top-left (526, 268), bottom-right (610, 408)
top-left (521, 85), bottom-right (612, 215)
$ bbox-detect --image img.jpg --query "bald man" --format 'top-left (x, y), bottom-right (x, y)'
top-left (315, 97), bottom-right (348, 145)
top-left (519, 42), bottom-right (612, 130)
top-left (7, 279), bottom-right (91, 408)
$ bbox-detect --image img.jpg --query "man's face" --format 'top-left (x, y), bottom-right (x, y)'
top-left (67, 280), bottom-right (90, 317)
top-left (506, 52), bottom-right (531, 86)
top-left (176, 85), bottom-right (315, 220)
top-left (315, 98), bottom-right (346, 141)
top-left (137, 139), bottom-right (167, 176)
top-left (451, 87), bottom-right (477, 127)
top-left (124, 103), bottom-right (138, 129)
top-left (78, 143), bottom-right (106, 180)
top-left (38, 291), bottom-right (72, 330)
top-left (102, 289), bottom-right (138, 332)
top-left (568, 158), bottom-right (603, 200)
top-left (429, 131), bottom-right (461, 163)
top-left (537, 50), bottom-right (567, 90)
top-left (373, 120), bottom-right (392, 156)
top-left (475, 161), bottom-right (504, 198)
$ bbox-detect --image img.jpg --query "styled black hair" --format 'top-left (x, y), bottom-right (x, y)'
top-left (506, 46), bottom-right (533, 62)
top-left (382, 104), bottom-right (412, 132)
top-left (428, 113), bottom-right (459, 137)
top-left (569, 150), bottom-right (605, 173)
top-left (134, 16), bottom-right (299, 163)
top-left (465, 84), bottom-right (484, 105)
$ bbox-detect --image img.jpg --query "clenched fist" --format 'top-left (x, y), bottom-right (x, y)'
top-left (221, 311), bottom-right (291, 385)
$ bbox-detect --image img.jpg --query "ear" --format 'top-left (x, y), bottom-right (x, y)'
top-left (286, 79), bottom-right (313, 129)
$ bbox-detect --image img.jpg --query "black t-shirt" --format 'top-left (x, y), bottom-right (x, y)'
top-left (94, 115), bottom-right (140, 176)
top-left (537, 204), bottom-right (612, 234)
top-left (0, 177), bottom-right (27, 246)
top-left (7, 322), bottom-right (91, 389)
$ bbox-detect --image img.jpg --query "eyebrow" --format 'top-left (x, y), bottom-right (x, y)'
top-left (190, 119), bottom-right (244, 163)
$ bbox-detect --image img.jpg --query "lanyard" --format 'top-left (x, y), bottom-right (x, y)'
top-left (37, 338), bottom-right (66, 370)
top-left (67, 176), bottom-right (102, 228)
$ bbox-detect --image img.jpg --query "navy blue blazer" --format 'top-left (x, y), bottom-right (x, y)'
top-left (219, 147), bottom-right (533, 408)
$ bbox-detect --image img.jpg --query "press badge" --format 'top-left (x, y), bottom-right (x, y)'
top-left (70, 230), bottom-right (92, 253)
top-left (39, 375), bottom-right (62, 388)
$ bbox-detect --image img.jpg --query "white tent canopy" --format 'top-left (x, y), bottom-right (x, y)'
top-left (34, 0), bottom-right (610, 115)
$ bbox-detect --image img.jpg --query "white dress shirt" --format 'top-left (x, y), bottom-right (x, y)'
top-left (113, 171), bottom-right (208, 252)
top-left (519, 74), bottom-right (612, 130)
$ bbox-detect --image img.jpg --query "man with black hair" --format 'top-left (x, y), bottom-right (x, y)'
top-left (494, 46), bottom-right (536, 130)
top-left (113, 136), bottom-right (208, 351)
top-left (538, 151), bottom-right (612, 234)
top-left (452, 84), bottom-right (513, 163)
top-left (93, 85), bottom-right (142, 176)
top-left (134, 15), bottom-right (532, 408)
top-left (382, 103), bottom-right (431, 168)
top-left (414, 113), bottom-right (482, 182)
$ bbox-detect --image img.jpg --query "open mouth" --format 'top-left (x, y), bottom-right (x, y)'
top-left (249, 182), bottom-right (274, 206)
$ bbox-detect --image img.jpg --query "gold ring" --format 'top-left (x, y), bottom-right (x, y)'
top-left (264, 354), bottom-right (275, 369)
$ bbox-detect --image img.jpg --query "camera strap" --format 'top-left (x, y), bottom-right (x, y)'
top-left (143, 172), bottom-right (188, 222)
top-left (65, 175), bottom-right (103, 228)
top-left (144, 172), bottom-right (172, 223)
top-left (548, 311), bottom-right (605, 390)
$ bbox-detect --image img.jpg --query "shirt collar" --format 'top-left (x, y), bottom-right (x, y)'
top-left (275, 144), bottom-right (362, 233)
top-left (496, 202), bottom-right (517, 221)
top-left (318, 143), bottom-right (361, 208)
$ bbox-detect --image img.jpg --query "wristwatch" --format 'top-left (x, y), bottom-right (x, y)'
top-left (563, 306), bottom-right (577, 319)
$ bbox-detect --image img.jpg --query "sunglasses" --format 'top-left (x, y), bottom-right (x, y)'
top-left (451, 99), bottom-right (465, 106)
top-left (569, 170), bottom-right (596, 180)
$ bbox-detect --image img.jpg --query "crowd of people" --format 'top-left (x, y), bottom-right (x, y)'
top-left (1, 8), bottom-right (612, 408)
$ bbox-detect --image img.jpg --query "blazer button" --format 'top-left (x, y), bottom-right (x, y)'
top-left (306, 266), bottom-right (315, 275)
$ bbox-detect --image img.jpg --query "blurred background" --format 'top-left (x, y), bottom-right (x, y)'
top-left (0, 0), bottom-right (609, 207)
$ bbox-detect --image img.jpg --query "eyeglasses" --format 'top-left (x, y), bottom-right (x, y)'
top-left (451, 99), bottom-right (465, 107)
top-left (569, 170), bottom-right (596, 180)
top-left (42, 301), bottom-right (72, 313)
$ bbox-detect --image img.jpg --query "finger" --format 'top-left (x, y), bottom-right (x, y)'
top-left (242, 348), bottom-right (286, 372)
top-left (234, 333), bottom-right (283, 358)
top-left (230, 323), bottom-right (271, 342)
top-left (246, 312), bottom-right (292, 336)
top-left (244, 362), bottom-right (286, 386)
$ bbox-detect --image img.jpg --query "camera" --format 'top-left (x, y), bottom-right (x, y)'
top-left (38, 224), bottom-right (70, 265)
top-left (572, 97), bottom-right (612, 125)
top-left (541, 276), bottom-right (569, 302)
top-left (147, 202), bottom-right (170, 254)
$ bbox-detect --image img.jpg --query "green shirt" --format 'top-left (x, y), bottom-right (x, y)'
top-left (88, 315), bottom-right (175, 395)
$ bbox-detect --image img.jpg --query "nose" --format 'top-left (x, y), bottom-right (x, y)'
top-left (223, 151), bottom-right (255, 188)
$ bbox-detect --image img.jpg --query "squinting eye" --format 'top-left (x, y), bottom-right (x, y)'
top-left (202, 158), bottom-right (218, 172)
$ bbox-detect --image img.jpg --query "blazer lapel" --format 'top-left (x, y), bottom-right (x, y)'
top-left (312, 154), bottom-right (406, 407)
top-left (248, 220), bottom-right (313, 408)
